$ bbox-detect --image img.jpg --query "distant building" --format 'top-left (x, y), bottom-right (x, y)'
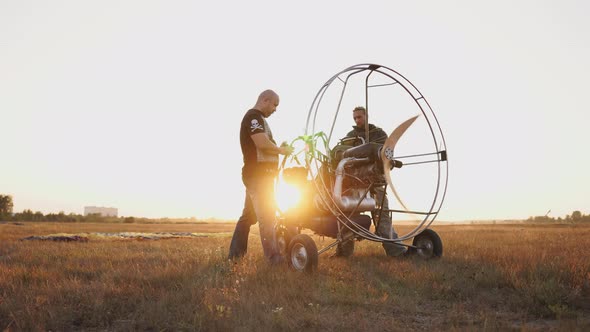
top-left (84, 206), bottom-right (118, 217)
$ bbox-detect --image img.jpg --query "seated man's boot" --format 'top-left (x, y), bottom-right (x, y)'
top-left (383, 241), bottom-right (407, 257)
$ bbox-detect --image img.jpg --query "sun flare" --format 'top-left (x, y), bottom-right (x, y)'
top-left (275, 176), bottom-right (302, 212)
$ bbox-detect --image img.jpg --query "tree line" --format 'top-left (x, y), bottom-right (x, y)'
top-left (2, 193), bottom-right (587, 224)
top-left (0, 194), bottom-right (205, 223)
top-left (526, 210), bottom-right (589, 223)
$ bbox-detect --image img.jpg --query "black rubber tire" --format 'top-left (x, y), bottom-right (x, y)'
top-left (287, 234), bottom-right (318, 273)
top-left (411, 229), bottom-right (443, 259)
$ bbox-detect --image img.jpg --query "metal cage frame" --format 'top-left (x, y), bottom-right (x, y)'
top-left (303, 63), bottom-right (449, 246)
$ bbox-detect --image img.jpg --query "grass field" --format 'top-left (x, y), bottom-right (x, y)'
top-left (1, 222), bottom-right (589, 331)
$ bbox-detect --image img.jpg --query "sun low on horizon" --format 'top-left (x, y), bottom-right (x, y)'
top-left (1, 1), bottom-right (588, 222)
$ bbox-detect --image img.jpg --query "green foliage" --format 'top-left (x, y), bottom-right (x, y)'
top-left (572, 210), bottom-right (582, 221)
top-left (527, 211), bottom-right (590, 223)
top-left (284, 132), bottom-right (331, 167)
top-left (0, 195), bottom-right (214, 223)
top-left (3, 208), bottom-right (210, 223)
top-left (0, 194), bottom-right (14, 219)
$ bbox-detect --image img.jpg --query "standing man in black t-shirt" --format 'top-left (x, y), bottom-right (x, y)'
top-left (228, 89), bottom-right (293, 264)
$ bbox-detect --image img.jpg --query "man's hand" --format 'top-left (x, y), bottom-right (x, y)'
top-left (279, 141), bottom-right (294, 156)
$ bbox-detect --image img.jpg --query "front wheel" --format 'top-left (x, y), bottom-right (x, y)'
top-left (410, 229), bottom-right (443, 259)
top-left (287, 234), bottom-right (318, 273)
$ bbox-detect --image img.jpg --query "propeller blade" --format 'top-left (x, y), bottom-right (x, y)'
top-left (381, 115), bottom-right (420, 220)
top-left (380, 115), bottom-right (420, 162)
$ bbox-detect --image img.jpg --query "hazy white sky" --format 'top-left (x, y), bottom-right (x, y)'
top-left (1, 0), bottom-right (588, 221)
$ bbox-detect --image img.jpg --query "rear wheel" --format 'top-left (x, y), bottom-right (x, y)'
top-left (411, 229), bottom-right (443, 259)
top-left (287, 234), bottom-right (318, 273)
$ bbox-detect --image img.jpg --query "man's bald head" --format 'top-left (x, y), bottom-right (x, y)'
top-left (257, 89), bottom-right (278, 103)
top-left (254, 89), bottom-right (280, 117)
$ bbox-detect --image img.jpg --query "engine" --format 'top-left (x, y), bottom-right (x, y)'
top-left (331, 143), bottom-right (389, 212)
top-left (282, 143), bottom-right (392, 216)
top-left (339, 143), bottom-right (386, 189)
top-left (280, 142), bottom-right (401, 237)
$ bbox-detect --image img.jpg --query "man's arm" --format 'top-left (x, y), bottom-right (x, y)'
top-left (251, 133), bottom-right (292, 155)
top-left (338, 130), bottom-right (358, 146)
top-left (374, 128), bottom-right (388, 144)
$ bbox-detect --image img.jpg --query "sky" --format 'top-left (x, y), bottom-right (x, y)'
top-left (1, 0), bottom-right (589, 221)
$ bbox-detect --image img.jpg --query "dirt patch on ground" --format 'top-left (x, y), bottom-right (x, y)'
top-left (21, 232), bottom-right (231, 241)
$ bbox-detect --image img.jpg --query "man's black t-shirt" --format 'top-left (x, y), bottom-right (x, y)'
top-left (240, 109), bottom-right (279, 178)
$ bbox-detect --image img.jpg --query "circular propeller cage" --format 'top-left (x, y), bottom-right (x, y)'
top-left (303, 63), bottom-right (448, 243)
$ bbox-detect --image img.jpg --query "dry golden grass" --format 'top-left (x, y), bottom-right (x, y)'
top-left (1, 222), bottom-right (589, 331)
